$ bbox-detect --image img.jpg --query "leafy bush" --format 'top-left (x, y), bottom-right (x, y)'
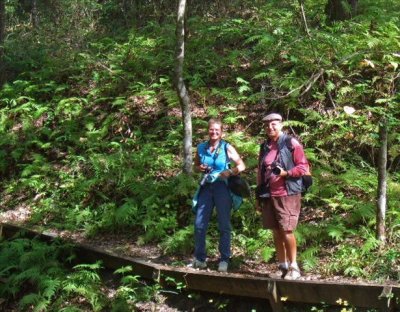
top-left (0, 237), bottom-right (161, 311)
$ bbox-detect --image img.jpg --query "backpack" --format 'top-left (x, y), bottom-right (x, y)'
top-left (224, 142), bottom-right (251, 198)
top-left (260, 135), bottom-right (312, 194)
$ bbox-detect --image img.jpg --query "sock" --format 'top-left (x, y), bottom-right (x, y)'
top-left (279, 262), bottom-right (289, 269)
top-left (290, 262), bottom-right (299, 270)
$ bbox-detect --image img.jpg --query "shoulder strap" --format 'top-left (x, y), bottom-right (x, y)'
top-left (277, 134), bottom-right (294, 152)
top-left (223, 140), bottom-right (231, 169)
top-left (284, 135), bottom-right (294, 151)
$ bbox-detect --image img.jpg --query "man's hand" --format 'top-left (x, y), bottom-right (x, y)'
top-left (275, 166), bottom-right (288, 177)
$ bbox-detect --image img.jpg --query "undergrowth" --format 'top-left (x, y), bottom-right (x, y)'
top-left (0, 237), bottom-right (160, 311)
top-left (0, 0), bottom-right (399, 297)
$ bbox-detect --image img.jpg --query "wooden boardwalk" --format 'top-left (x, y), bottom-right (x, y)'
top-left (1, 222), bottom-right (399, 312)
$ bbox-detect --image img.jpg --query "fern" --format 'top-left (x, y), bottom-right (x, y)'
top-left (161, 226), bottom-right (193, 255)
top-left (327, 223), bottom-right (346, 242)
top-left (20, 293), bottom-right (42, 310)
top-left (40, 278), bottom-right (61, 299)
top-left (300, 246), bottom-right (319, 271)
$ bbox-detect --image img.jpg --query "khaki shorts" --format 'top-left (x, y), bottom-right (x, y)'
top-left (261, 194), bottom-right (301, 231)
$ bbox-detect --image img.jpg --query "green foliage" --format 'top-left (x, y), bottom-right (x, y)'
top-left (0, 237), bottom-right (161, 311)
top-left (1, 0), bottom-right (399, 286)
top-left (0, 237), bottom-right (105, 311)
top-left (160, 226), bottom-right (194, 255)
top-left (112, 265), bottom-right (160, 310)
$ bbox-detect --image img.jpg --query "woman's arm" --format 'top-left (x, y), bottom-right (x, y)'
top-left (220, 144), bottom-right (245, 178)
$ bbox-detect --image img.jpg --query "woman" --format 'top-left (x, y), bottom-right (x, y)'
top-left (191, 118), bottom-right (245, 272)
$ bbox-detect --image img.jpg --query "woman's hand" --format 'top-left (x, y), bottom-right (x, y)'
top-left (219, 169), bottom-right (233, 179)
top-left (198, 164), bottom-right (209, 172)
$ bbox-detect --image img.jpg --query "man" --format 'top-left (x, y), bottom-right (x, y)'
top-left (256, 113), bottom-right (308, 280)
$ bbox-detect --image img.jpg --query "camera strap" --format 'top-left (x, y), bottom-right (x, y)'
top-left (206, 140), bottom-right (224, 170)
top-left (259, 140), bottom-right (280, 185)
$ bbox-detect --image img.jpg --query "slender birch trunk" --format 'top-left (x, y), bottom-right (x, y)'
top-left (376, 119), bottom-right (387, 243)
top-left (175, 0), bottom-right (192, 175)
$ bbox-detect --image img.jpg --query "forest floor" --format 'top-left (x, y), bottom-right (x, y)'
top-left (1, 205), bottom-right (399, 312)
top-left (1, 204), bottom-right (397, 286)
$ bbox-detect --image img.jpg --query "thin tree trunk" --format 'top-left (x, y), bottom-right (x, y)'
top-left (298, 0), bottom-right (310, 37)
top-left (0, 0), bottom-right (5, 53)
top-left (376, 119), bottom-right (387, 243)
top-left (175, 0), bottom-right (192, 175)
top-left (31, 0), bottom-right (39, 28)
top-left (325, 0), bottom-right (358, 22)
top-left (0, 0), bottom-right (5, 83)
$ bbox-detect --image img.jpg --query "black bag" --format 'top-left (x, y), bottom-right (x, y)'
top-left (255, 183), bottom-right (269, 198)
top-left (228, 175), bottom-right (251, 198)
top-left (302, 174), bottom-right (313, 194)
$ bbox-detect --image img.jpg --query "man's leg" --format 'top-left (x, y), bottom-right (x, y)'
top-left (283, 230), bottom-right (300, 279)
top-left (271, 195), bottom-right (301, 279)
top-left (272, 229), bottom-right (287, 263)
top-left (282, 230), bottom-right (297, 264)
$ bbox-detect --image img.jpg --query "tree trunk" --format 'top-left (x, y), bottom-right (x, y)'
top-left (175, 0), bottom-right (192, 175)
top-left (376, 119), bottom-right (387, 243)
top-left (0, 0), bottom-right (5, 51)
top-left (31, 0), bottom-right (39, 28)
top-left (0, 0), bottom-right (5, 83)
top-left (325, 0), bottom-right (358, 22)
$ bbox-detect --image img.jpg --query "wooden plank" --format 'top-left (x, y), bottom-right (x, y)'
top-left (1, 222), bottom-right (399, 312)
top-left (277, 280), bottom-right (397, 311)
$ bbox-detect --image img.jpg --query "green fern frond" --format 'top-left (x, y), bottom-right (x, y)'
top-left (40, 278), bottom-right (61, 299)
top-left (327, 224), bottom-right (346, 242)
top-left (120, 275), bottom-right (141, 286)
top-left (33, 298), bottom-right (50, 312)
top-left (300, 246), bottom-right (319, 271)
top-left (114, 266), bottom-right (133, 275)
top-left (73, 261), bottom-right (103, 271)
top-left (115, 200), bottom-right (138, 225)
top-left (20, 293), bottom-right (42, 309)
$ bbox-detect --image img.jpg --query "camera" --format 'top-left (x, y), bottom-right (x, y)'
top-left (271, 161), bottom-right (282, 175)
top-left (199, 166), bottom-right (213, 186)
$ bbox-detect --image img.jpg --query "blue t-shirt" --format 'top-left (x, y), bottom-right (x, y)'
top-left (197, 140), bottom-right (230, 177)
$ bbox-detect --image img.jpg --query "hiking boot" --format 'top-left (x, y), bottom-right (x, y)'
top-left (218, 261), bottom-right (228, 273)
top-left (284, 265), bottom-right (301, 280)
top-left (188, 259), bottom-right (207, 269)
top-left (269, 264), bottom-right (288, 279)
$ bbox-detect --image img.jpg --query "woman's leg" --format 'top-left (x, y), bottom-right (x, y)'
top-left (194, 184), bottom-right (213, 262)
top-left (214, 182), bottom-right (232, 262)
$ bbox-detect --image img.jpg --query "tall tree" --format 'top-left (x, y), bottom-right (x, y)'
top-left (31, 0), bottom-right (39, 28)
top-left (0, 0), bottom-right (5, 83)
top-left (325, 0), bottom-right (358, 21)
top-left (375, 70), bottom-right (399, 243)
top-left (376, 119), bottom-right (387, 243)
top-left (174, 0), bottom-right (192, 175)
